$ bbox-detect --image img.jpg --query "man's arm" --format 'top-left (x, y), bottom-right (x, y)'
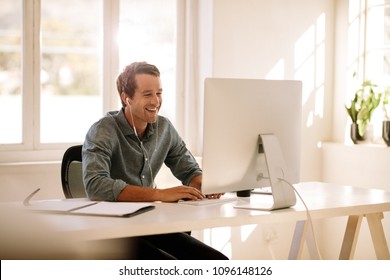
top-left (117, 183), bottom-right (204, 202)
top-left (188, 174), bottom-right (202, 191)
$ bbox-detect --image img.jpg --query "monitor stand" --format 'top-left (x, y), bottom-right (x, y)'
top-left (234, 133), bottom-right (297, 210)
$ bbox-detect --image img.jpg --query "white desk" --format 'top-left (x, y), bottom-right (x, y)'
top-left (35, 182), bottom-right (390, 260)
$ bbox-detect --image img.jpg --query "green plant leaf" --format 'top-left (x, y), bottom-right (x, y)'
top-left (346, 78), bottom-right (382, 136)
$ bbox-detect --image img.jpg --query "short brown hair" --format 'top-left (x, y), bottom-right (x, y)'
top-left (116, 62), bottom-right (160, 105)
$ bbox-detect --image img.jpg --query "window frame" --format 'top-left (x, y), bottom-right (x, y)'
top-left (348, 0), bottom-right (390, 83)
top-left (362, 0), bottom-right (390, 141)
top-left (362, 0), bottom-right (390, 80)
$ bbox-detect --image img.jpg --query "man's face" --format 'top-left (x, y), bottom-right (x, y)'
top-left (126, 73), bottom-right (162, 127)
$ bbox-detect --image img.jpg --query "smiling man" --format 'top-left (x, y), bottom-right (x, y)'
top-left (82, 62), bottom-right (228, 260)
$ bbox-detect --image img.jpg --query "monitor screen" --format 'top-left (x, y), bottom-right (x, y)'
top-left (201, 78), bottom-right (302, 196)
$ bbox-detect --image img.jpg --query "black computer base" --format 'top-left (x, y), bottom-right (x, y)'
top-left (236, 189), bottom-right (252, 197)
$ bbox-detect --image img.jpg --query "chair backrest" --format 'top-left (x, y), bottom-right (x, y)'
top-left (61, 145), bottom-right (87, 198)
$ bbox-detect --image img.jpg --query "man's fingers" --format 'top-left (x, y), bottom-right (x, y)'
top-left (179, 186), bottom-right (204, 199)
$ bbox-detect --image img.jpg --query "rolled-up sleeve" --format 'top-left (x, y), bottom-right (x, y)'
top-left (82, 119), bottom-right (127, 201)
top-left (163, 127), bottom-right (202, 186)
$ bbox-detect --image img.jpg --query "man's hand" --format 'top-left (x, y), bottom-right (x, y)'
top-left (156, 186), bottom-right (205, 202)
top-left (205, 193), bottom-right (225, 199)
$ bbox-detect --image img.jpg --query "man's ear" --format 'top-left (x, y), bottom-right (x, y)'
top-left (120, 92), bottom-right (129, 106)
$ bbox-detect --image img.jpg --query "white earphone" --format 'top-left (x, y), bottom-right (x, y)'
top-left (125, 97), bottom-right (138, 136)
top-left (125, 95), bottom-right (159, 188)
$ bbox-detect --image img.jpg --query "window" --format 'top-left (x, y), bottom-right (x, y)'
top-left (364, 0), bottom-right (390, 83)
top-left (0, 0), bottom-right (22, 144)
top-left (347, 0), bottom-right (390, 141)
top-left (40, 0), bottom-right (103, 143)
top-left (0, 0), bottom-right (178, 160)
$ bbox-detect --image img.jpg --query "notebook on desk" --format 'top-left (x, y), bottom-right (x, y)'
top-left (26, 199), bottom-right (155, 217)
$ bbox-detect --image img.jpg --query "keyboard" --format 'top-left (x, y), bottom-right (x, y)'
top-left (178, 197), bottom-right (237, 206)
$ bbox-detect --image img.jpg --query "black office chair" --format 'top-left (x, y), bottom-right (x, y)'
top-left (61, 145), bottom-right (87, 198)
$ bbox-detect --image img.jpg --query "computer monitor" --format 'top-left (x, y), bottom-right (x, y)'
top-left (201, 78), bottom-right (302, 209)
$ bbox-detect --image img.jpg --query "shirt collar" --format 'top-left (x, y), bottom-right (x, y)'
top-left (115, 108), bottom-right (156, 140)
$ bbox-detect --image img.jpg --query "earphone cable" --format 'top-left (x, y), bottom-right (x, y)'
top-left (127, 98), bottom-right (158, 188)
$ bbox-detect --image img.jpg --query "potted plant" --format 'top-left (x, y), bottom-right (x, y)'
top-left (382, 87), bottom-right (390, 146)
top-left (345, 80), bottom-right (382, 144)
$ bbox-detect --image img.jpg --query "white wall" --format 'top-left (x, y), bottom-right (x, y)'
top-left (211, 0), bottom-right (335, 182)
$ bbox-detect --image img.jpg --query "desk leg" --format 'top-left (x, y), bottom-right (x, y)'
top-left (339, 215), bottom-right (362, 260)
top-left (366, 213), bottom-right (390, 260)
top-left (340, 213), bottom-right (390, 260)
top-left (288, 220), bottom-right (320, 260)
top-left (288, 220), bottom-right (305, 259)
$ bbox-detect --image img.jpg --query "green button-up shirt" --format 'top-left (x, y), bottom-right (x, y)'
top-left (82, 109), bottom-right (202, 201)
